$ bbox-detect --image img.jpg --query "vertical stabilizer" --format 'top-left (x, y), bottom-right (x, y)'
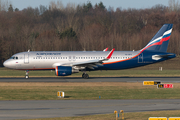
top-left (141, 24), bottom-right (173, 52)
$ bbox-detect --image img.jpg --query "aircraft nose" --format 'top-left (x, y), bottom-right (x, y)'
top-left (3, 60), bottom-right (11, 68)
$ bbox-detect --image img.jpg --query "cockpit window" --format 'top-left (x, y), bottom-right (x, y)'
top-left (10, 56), bottom-right (18, 59)
top-left (10, 57), bottom-right (15, 59)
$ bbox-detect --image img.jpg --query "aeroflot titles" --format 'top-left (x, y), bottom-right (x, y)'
top-left (36, 53), bottom-right (133, 57)
top-left (36, 53), bottom-right (61, 55)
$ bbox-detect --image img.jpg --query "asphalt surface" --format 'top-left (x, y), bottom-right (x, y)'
top-left (1, 99), bottom-right (180, 120)
top-left (0, 77), bottom-right (180, 83)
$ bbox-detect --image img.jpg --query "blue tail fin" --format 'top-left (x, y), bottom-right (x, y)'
top-left (141, 24), bottom-right (173, 52)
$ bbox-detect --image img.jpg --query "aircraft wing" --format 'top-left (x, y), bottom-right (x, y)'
top-left (69, 48), bottom-right (115, 70)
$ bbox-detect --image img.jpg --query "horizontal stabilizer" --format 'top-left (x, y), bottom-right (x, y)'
top-left (152, 54), bottom-right (176, 60)
top-left (159, 54), bottom-right (175, 58)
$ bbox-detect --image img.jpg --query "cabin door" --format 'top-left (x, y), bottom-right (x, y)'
top-left (138, 53), bottom-right (143, 63)
top-left (69, 56), bottom-right (72, 61)
top-left (69, 56), bottom-right (76, 61)
top-left (73, 56), bottom-right (76, 61)
top-left (24, 54), bottom-right (29, 64)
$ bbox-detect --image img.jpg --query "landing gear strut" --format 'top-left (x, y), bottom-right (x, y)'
top-left (82, 73), bottom-right (89, 79)
top-left (25, 70), bottom-right (29, 79)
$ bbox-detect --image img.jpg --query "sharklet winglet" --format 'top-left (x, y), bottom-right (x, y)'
top-left (106, 48), bottom-right (115, 59)
top-left (103, 48), bottom-right (108, 51)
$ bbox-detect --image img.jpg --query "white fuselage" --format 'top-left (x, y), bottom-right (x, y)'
top-left (3, 51), bottom-right (139, 70)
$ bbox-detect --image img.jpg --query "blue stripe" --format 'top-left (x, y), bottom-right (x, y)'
top-left (162, 33), bottom-right (171, 38)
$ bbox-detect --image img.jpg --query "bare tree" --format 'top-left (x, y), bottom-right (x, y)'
top-left (168, 0), bottom-right (180, 12)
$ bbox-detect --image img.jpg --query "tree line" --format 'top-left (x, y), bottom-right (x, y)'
top-left (0, 0), bottom-right (180, 66)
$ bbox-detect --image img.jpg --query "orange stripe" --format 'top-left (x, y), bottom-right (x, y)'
top-left (103, 52), bottom-right (140, 65)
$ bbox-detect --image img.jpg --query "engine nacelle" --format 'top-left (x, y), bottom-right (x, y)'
top-left (55, 66), bottom-right (79, 76)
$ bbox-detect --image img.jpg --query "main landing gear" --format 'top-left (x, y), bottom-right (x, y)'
top-left (82, 73), bottom-right (89, 79)
top-left (25, 70), bottom-right (29, 79)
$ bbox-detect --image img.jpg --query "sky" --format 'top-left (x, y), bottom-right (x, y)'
top-left (11, 0), bottom-right (170, 10)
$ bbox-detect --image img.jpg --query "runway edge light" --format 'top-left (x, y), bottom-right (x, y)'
top-left (148, 117), bottom-right (167, 120)
top-left (114, 110), bottom-right (118, 120)
top-left (120, 110), bottom-right (124, 120)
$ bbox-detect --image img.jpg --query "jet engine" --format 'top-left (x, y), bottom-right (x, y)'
top-left (55, 66), bottom-right (79, 76)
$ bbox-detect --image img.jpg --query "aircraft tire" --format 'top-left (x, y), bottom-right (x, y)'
top-left (25, 75), bottom-right (29, 79)
top-left (82, 73), bottom-right (85, 78)
top-left (84, 74), bottom-right (89, 79)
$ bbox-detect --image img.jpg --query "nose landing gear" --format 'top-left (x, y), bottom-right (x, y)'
top-left (25, 70), bottom-right (29, 79)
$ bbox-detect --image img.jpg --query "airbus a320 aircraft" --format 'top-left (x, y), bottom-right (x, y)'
top-left (3, 24), bottom-right (176, 79)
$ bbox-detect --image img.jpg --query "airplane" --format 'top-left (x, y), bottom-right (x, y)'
top-left (3, 24), bottom-right (176, 79)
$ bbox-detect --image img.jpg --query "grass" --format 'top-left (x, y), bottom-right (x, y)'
top-left (0, 82), bottom-right (180, 100)
top-left (18, 110), bottom-right (180, 120)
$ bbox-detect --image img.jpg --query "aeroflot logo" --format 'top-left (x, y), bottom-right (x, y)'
top-left (36, 53), bottom-right (61, 55)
